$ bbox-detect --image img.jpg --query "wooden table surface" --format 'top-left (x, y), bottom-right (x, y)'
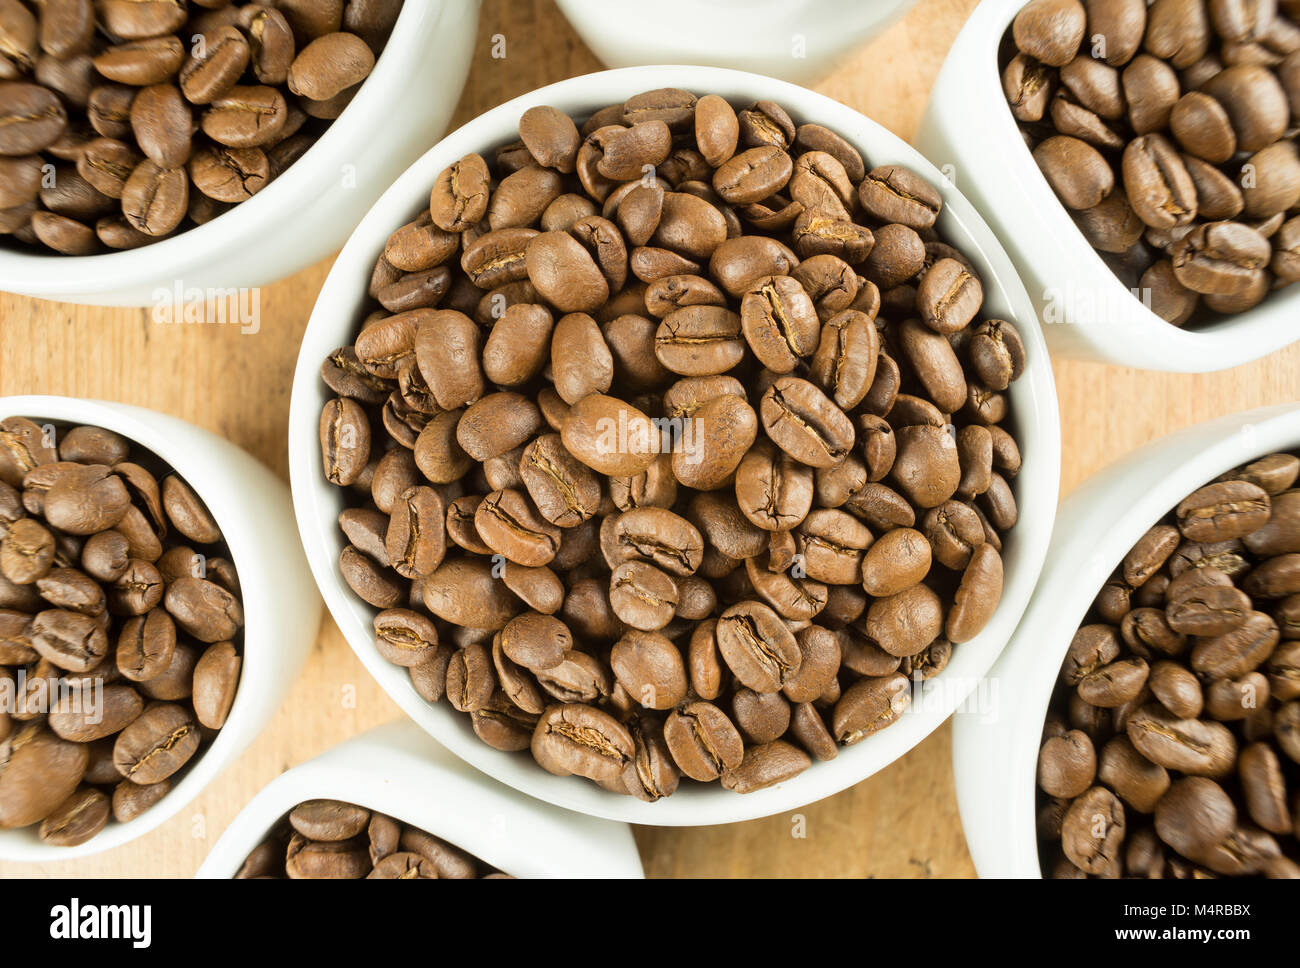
top-left (2, 0), bottom-right (1298, 879)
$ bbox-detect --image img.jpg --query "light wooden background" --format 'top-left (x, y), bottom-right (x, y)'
top-left (2, 0), bottom-right (1297, 878)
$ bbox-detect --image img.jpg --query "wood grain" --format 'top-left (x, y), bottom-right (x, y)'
top-left (2, 0), bottom-right (1297, 879)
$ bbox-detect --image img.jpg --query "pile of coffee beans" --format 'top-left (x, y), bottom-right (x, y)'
top-left (236, 798), bottom-right (507, 878)
top-left (319, 88), bottom-right (1027, 798)
top-left (1002, 0), bottom-right (1300, 325)
top-left (0, 418), bottom-right (243, 846)
top-left (0, 0), bottom-right (402, 254)
top-left (1038, 452), bottom-right (1300, 877)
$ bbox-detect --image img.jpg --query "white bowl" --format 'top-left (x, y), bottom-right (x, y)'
top-left (0, 395), bottom-right (321, 860)
top-left (0, 1), bottom-right (480, 307)
top-left (553, 0), bottom-right (918, 84)
top-left (288, 65), bottom-right (1062, 826)
top-left (953, 402), bottom-right (1300, 878)
top-left (914, 0), bottom-right (1300, 372)
top-left (196, 718), bottom-right (643, 878)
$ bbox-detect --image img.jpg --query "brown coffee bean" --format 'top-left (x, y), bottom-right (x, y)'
top-left (655, 701), bottom-right (744, 784)
top-left (1039, 729), bottom-right (1097, 798)
top-left (720, 739), bottom-right (811, 793)
top-left (560, 394), bottom-right (658, 476)
top-left (112, 702), bottom-right (198, 786)
top-left (716, 601), bottom-right (801, 692)
top-left (654, 305), bottom-right (744, 376)
top-left (739, 275), bottom-right (819, 372)
top-left (947, 543), bottom-right (1004, 643)
top-left (1061, 785), bottom-right (1126, 874)
top-left (532, 703), bottom-right (633, 784)
top-left (1127, 704), bottom-right (1238, 775)
top-left (832, 674), bottom-right (911, 745)
top-left (422, 557), bottom-right (520, 631)
top-left (609, 629), bottom-right (687, 708)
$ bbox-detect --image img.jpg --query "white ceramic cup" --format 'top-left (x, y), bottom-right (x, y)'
top-left (952, 402), bottom-right (1300, 878)
top-left (0, 395), bottom-right (321, 861)
top-left (0, 0), bottom-right (480, 307)
top-left (288, 64), bottom-right (1062, 826)
top-left (553, 0), bottom-right (919, 84)
top-left (196, 718), bottom-right (644, 878)
top-left (914, 0), bottom-right (1300, 373)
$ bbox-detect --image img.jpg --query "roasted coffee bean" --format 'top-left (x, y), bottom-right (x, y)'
top-left (857, 165), bottom-right (941, 229)
top-left (654, 305), bottom-right (744, 376)
top-left (739, 275), bottom-right (819, 372)
top-left (422, 557), bottom-right (520, 630)
top-left (1171, 221), bottom-right (1272, 295)
top-left (720, 739), bottom-right (810, 792)
top-left (289, 799), bottom-right (371, 843)
top-left (664, 700), bottom-right (744, 781)
top-left (734, 440), bottom-right (813, 532)
top-left (38, 786), bottom-right (109, 847)
top-left (1034, 136), bottom-right (1114, 211)
top-left (192, 640), bottom-right (240, 730)
top-left (1038, 729), bottom-right (1097, 798)
top-left (1059, 785), bottom-right (1126, 874)
top-left (832, 674), bottom-right (910, 744)
top-left (759, 377), bottom-right (855, 468)
top-left (111, 702), bottom-right (198, 786)
top-left (532, 703), bottom-right (633, 784)
top-left (164, 576), bottom-right (242, 642)
top-left (715, 601), bottom-right (801, 692)
top-left (609, 629), bottom-right (687, 708)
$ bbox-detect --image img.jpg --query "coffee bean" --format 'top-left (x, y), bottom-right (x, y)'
top-left (716, 601), bottom-right (801, 692)
top-left (112, 702), bottom-right (198, 786)
top-left (739, 275), bottom-right (819, 372)
top-left (1034, 135), bottom-right (1114, 211)
top-left (663, 700), bottom-right (743, 781)
top-left (49, 683), bottom-right (142, 743)
top-left (719, 739), bottom-right (810, 792)
top-left (1013, 0), bottom-right (1087, 67)
top-left (164, 576), bottom-right (242, 642)
top-left (532, 703), bottom-right (633, 784)
top-left (37, 785), bottom-right (109, 846)
top-left (289, 799), bottom-right (370, 843)
top-left (1038, 729), bottom-right (1097, 798)
top-left (832, 674), bottom-right (911, 744)
top-left (192, 640), bottom-right (240, 729)
top-left (857, 165), bottom-right (942, 229)
top-left (1061, 785), bottom-right (1126, 874)
top-left (288, 32), bottom-right (373, 102)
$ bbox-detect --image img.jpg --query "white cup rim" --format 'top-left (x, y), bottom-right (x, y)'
top-left (0, 395), bottom-right (316, 861)
top-left (289, 64), bottom-right (1063, 826)
top-left (195, 718), bottom-right (644, 878)
top-left (953, 401), bottom-right (1300, 878)
top-left (916, 0), bottom-right (1300, 372)
top-left (0, 1), bottom-right (468, 303)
